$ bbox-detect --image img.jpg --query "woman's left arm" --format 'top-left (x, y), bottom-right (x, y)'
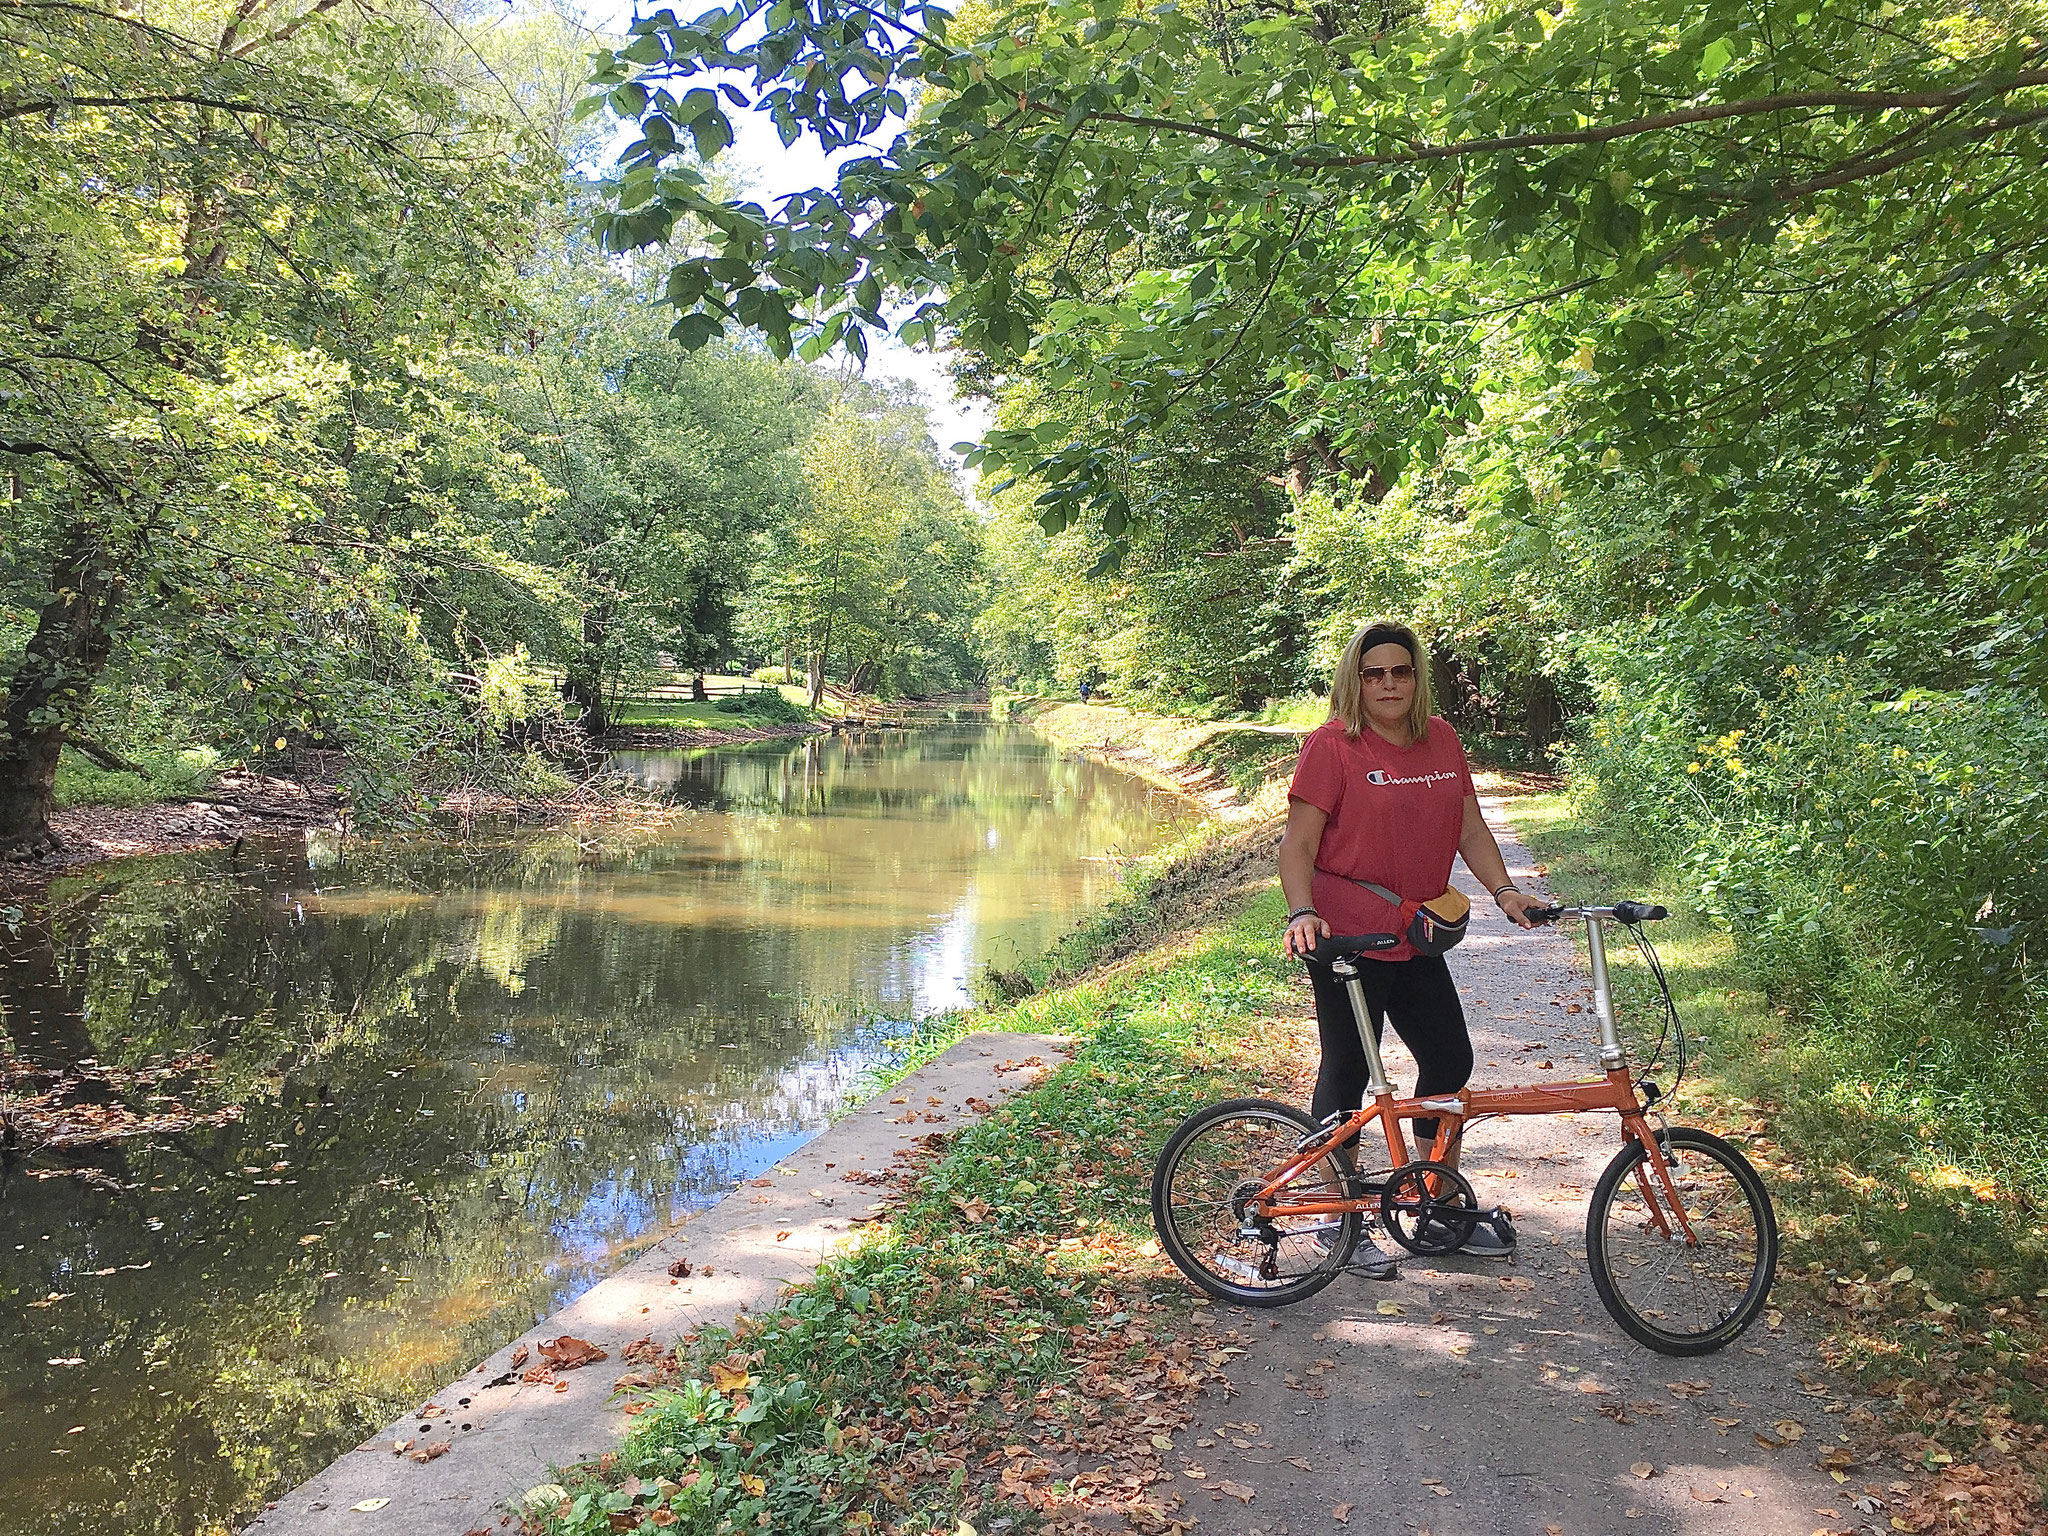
top-left (1458, 794), bottom-right (1542, 930)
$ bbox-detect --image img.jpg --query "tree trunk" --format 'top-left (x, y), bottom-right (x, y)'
top-left (1524, 672), bottom-right (1561, 755)
top-left (807, 619), bottom-right (832, 710)
top-left (781, 635), bottom-right (793, 683)
top-left (0, 533), bottom-right (126, 860)
top-left (562, 608), bottom-right (609, 736)
top-left (1429, 648), bottom-right (1460, 726)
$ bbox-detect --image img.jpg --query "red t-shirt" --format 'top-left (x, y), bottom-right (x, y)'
top-left (1287, 716), bottom-right (1476, 961)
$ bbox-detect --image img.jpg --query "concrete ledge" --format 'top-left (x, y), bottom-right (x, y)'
top-left (245, 1031), bottom-right (1069, 1536)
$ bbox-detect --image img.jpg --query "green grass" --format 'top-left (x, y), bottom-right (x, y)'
top-left (611, 687), bottom-right (814, 730)
top-left (525, 870), bottom-right (1297, 1536)
top-left (1512, 788), bottom-right (2048, 1456)
top-left (52, 745), bottom-right (219, 809)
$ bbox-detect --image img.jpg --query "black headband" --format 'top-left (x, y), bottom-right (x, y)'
top-left (1357, 625), bottom-right (1419, 665)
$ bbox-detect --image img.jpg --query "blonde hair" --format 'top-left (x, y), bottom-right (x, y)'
top-left (1328, 621), bottom-right (1434, 742)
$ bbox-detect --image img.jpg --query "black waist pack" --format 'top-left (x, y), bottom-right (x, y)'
top-left (1320, 872), bottom-right (1471, 956)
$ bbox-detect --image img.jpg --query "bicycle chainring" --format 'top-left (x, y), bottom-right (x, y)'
top-left (1380, 1160), bottom-right (1481, 1256)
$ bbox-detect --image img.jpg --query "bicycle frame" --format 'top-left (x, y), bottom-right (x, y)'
top-left (1254, 908), bottom-right (1703, 1245)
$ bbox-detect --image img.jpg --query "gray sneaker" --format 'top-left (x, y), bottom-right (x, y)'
top-left (1308, 1223), bottom-right (1399, 1279)
top-left (1417, 1207), bottom-right (1516, 1257)
top-left (1347, 1226), bottom-right (1401, 1279)
top-left (1458, 1209), bottom-right (1517, 1258)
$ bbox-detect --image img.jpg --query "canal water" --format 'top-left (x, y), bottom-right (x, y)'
top-left (0, 724), bottom-right (1184, 1536)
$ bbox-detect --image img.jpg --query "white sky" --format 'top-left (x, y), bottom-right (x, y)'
top-left (721, 113), bottom-right (996, 466)
top-left (576, 3), bottom-right (995, 467)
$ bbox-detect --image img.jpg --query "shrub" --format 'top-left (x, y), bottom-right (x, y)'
top-left (1565, 632), bottom-right (2048, 1183)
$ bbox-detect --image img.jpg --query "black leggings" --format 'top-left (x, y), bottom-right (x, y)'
top-left (1305, 953), bottom-right (1473, 1147)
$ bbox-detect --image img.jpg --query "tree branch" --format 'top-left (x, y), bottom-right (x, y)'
top-left (64, 733), bottom-right (147, 775)
top-left (1031, 69), bottom-right (2048, 168)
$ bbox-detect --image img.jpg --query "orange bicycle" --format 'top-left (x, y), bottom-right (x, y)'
top-left (1151, 901), bottom-right (1778, 1355)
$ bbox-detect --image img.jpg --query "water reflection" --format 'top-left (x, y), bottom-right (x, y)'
top-left (0, 724), bottom-right (1182, 1536)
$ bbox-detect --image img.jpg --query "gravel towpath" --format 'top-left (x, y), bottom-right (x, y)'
top-left (1159, 794), bottom-right (1888, 1536)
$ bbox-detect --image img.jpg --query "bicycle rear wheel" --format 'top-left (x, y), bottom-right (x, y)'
top-left (1151, 1098), bottom-right (1362, 1307)
top-left (1586, 1125), bottom-right (1777, 1355)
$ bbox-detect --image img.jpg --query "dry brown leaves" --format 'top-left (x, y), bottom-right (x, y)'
top-left (539, 1336), bottom-right (608, 1371)
top-left (1889, 1462), bottom-right (2045, 1536)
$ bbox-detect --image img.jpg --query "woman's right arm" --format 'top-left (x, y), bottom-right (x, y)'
top-left (1278, 798), bottom-right (1332, 956)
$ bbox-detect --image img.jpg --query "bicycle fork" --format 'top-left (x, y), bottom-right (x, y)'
top-left (1625, 1116), bottom-right (1704, 1247)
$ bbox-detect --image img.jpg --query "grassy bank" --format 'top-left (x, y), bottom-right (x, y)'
top-left (610, 685), bottom-right (816, 732)
top-left (1027, 701), bottom-right (1300, 808)
top-left (52, 744), bottom-right (221, 809)
top-left (521, 824), bottom-right (1305, 1536)
top-left (1513, 789), bottom-right (2048, 1497)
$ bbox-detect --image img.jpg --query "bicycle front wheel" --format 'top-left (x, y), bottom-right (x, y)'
top-left (1152, 1098), bottom-right (1361, 1307)
top-left (1586, 1125), bottom-right (1777, 1355)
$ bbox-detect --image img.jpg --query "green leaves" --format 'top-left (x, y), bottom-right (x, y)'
top-left (585, 0), bottom-right (2048, 551)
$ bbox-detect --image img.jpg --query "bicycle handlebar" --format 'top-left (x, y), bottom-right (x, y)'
top-left (1526, 900), bottom-right (1668, 925)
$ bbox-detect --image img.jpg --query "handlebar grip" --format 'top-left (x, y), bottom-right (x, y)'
top-left (1524, 904), bottom-right (1566, 925)
top-left (1613, 900), bottom-right (1668, 924)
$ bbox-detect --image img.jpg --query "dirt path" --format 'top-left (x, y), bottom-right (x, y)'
top-left (1163, 795), bottom-right (1887, 1536)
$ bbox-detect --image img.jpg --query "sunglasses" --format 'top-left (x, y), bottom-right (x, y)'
top-left (1361, 664), bottom-right (1416, 683)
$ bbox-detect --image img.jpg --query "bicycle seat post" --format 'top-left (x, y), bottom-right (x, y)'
top-left (1331, 956), bottom-right (1393, 1098)
top-left (1584, 915), bottom-right (1626, 1071)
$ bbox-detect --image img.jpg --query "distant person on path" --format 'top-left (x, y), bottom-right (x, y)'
top-left (1077, 678), bottom-right (1092, 702)
top-left (1278, 620), bottom-right (1545, 1263)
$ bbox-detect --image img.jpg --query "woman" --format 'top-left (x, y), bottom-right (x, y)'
top-left (1279, 621), bottom-right (1545, 1261)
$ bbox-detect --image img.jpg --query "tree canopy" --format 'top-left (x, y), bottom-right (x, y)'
top-left (593, 0), bottom-right (2046, 581)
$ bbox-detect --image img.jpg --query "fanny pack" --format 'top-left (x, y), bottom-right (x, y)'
top-left (1318, 871), bottom-right (1471, 956)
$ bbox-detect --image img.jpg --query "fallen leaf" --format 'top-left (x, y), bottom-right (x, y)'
top-left (1690, 1487), bottom-right (1727, 1503)
top-left (538, 1336), bottom-right (607, 1371)
top-left (1377, 1300), bottom-right (1403, 1316)
top-left (738, 1473), bottom-right (766, 1497)
top-left (350, 1499), bottom-right (391, 1512)
top-left (774, 1230), bottom-right (791, 1242)
top-left (1286, 1456), bottom-right (1313, 1471)
top-left (509, 1343), bottom-right (529, 1369)
top-left (1668, 1379), bottom-right (1710, 1397)
top-left (1215, 1480), bottom-right (1255, 1504)
top-left (1773, 1418), bottom-right (1806, 1442)
top-left (1631, 1462), bottom-right (1655, 1479)
top-left (709, 1358), bottom-right (754, 1393)
top-left (667, 1259), bottom-right (692, 1278)
top-left (1332, 1504), bottom-right (1353, 1524)
top-left (408, 1441), bottom-right (450, 1463)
